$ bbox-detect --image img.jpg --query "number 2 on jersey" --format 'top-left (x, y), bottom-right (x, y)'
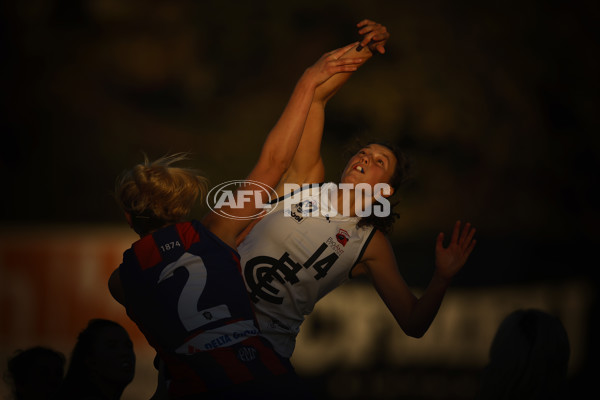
top-left (158, 252), bottom-right (231, 331)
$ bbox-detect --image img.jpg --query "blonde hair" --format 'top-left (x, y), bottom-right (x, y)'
top-left (115, 153), bottom-right (208, 235)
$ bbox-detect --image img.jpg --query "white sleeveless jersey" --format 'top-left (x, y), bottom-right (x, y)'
top-left (237, 182), bottom-right (375, 357)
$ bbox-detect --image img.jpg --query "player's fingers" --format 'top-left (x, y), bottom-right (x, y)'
top-left (436, 232), bottom-right (445, 250)
top-left (464, 239), bottom-right (477, 259)
top-left (459, 222), bottom-right (471, 244)
top-left (328, 42), bottom-right (359, 59)
top-left (356, 19), bottom-right (375, 28)
top-left (463, 227), bottom-right (476, 248)
top-left (450, 220), bottom-right (461, 245)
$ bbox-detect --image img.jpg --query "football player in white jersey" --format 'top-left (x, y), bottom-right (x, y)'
top-left (237, 19), bottom-right (477, 360)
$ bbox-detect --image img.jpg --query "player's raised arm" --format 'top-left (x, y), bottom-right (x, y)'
top-left (275, 20), bottom-right (390, 192)
top-left (203, 44), bottom-right (365, 247)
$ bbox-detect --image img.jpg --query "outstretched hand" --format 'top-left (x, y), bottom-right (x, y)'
top-left (357, 19), bottom-right (390, 54)
top-left (303, 42), bottom-right (365, 87)
top-left (308, 20), bottom-right (389, 105)
top-left (434, 221), bottom-right (476, 281)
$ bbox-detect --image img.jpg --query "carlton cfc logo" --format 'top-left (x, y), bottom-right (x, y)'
top-left (336, 229), bottom-right (350, 246)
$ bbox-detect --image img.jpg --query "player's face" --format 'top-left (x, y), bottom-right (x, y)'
top-left (341, 144), bottom-right (397, 191)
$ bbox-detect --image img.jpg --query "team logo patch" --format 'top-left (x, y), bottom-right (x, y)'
top-left (336, 229), bottom-right (350, 246)
top-left (245, 243), bottom-right (339, 304)
top-left (284, 199), bottom-right (318, 224)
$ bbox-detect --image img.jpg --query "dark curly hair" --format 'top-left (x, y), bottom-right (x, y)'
top-left (346, 140), bottom-right (411, 234)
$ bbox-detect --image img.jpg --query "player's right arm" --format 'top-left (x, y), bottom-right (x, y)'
top-left (274, 20), bottom-right (390, 193)
top-left (203, 44), bottom-right (365, 248)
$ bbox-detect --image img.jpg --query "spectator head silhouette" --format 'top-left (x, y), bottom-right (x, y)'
top-left (478, 308), bottom-right (570, 400)
top-left (4, 346), bottom-right (65, 400)
top-left (59, 319), bottom-right (135, 399)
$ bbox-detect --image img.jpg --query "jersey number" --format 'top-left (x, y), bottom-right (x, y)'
top-left (157, 252), bottom-right (230, 331)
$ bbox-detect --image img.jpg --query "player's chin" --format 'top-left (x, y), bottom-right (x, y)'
top-left (340, 174), bottom-right (365, 186)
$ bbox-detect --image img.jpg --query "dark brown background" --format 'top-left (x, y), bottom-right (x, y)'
top-left (1, 0), bottom-right (597, 398)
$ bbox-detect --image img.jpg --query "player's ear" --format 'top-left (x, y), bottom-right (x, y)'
top-left (124, 212), bottom-right (133, 228)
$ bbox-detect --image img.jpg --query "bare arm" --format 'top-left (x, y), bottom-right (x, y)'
top-left (275, 20), bottom-right (390, 192)
top-left (354, 222), bottom-right (476, 337)
top-left (204, 44), bottom-right (365, 247)
top-left (108, 268), bottom-right (125, 306)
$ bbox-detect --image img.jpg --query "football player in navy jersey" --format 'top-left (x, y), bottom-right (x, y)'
top-left (108, 41), bottom-right (370, 399)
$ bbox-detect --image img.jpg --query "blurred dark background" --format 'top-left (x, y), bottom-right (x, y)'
top-left (1, 0), bottom-right (598, 398)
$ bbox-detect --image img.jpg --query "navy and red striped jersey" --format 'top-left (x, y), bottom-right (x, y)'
top-left (118, 220), bottom-right (291, 396)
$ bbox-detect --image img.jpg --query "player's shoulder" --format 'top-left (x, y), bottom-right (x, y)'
top-left (361, 229), bottom-right (393, 261)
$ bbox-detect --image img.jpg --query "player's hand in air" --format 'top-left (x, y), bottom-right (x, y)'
top-left (434, 221), bottom-right (477, 282)
top-left (303, 42), bottom-right (365, 87)
top-left (357, 19), bottom-right (390, 54)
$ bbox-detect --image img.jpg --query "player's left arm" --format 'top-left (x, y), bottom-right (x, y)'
top-left (354, 221), bottom-right (476, 338)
